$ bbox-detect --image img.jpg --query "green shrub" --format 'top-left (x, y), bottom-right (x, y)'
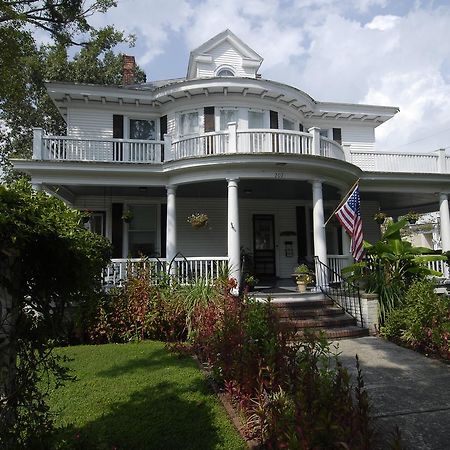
top-left (381, 279), bottom-right (450, 358)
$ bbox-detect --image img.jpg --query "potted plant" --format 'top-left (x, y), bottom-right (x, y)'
top-left (293, 264), bottom-right (314, 293)
top-left (373, 211), bottom-right (387, 224)
top-left (244, 274), bottom-right (259, 292)
top-left (404, 211), bottom-right (419, 224)
top-left (187, 212), bottom-right (208, 229)
top-left (80, 209), bottom-right (92, 224)
top-left (122, 209), bottom-right (134, 223)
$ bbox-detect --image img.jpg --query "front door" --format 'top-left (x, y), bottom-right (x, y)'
top-left (253, 214), bottom-right (276, 278)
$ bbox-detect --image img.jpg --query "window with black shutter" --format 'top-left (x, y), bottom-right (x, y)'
top-left (113, 115), bottom-right (124, 161)
top-left (204, 107), bottom-right (215, 154)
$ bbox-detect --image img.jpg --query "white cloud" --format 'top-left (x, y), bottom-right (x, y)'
top-left (92, 0), bottom-right (450, 153)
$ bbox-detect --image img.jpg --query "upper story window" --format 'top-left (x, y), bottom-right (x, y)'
top-left (282, 118), bottom-right (295, 130)
top-left (179, 111), bottom-right (199, 136)
top-left (248, 111), bottom-right (264, 129)
top-left (216, 67), bottom-right (235, 77)
top-left (220, 109), bottom-right (237, 130)
top-left (130, 119), bottom-right (156, 140)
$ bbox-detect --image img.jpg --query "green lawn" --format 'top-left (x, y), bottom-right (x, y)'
top-left (49, 341), bottom-right (246, 450)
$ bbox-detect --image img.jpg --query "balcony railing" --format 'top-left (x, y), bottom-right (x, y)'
top-left (32, 127), bottom-right (448, 174)
top-left (39, 135), bottom-right (163, 163)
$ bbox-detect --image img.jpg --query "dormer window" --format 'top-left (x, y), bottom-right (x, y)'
top-left (216, 68), bottom-right (235, 77)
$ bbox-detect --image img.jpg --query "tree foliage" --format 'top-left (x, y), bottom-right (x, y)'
top-left (0, 0), bottom-right (116, 44)
top-left (0, 181), bottom-right (111, 448)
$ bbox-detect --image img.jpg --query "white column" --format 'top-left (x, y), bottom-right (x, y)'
top-left (227, 178), bottom-right (241, 288)
top-left (312, 180), bottom-right (327, 267)
top-left (166, 185), bottom-right (177, 274)
top-left (439, 193), bottom-right (450, 252)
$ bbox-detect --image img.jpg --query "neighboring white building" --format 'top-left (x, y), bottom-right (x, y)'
top-left (12, 30), bottom-right (450, 284)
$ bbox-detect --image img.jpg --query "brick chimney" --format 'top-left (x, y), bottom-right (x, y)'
top-left (122, 55), bottom-right (136, 85)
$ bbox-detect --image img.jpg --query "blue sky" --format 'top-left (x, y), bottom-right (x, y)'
top-left (86, 0), bottom-right (450, 153)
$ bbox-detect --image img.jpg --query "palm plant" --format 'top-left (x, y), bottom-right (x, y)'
top-left (343, 219), bottom-right (445, 324)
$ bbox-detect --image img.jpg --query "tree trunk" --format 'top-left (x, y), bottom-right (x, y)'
top-left (0, 253), bottom-right (20, 439)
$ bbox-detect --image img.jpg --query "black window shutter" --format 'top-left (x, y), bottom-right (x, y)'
top-left (111, 203), bottom-right (123, 258)
top-left (296, 206), bottom-right (307, 260)
top-left (113, 115), bottom-right (124, 138)
top-left (160, 115), bottom-right (168, 162)
top-left (299, 123), bottom-right (304, 132)
top-left (204, 107), bottom-right (215, 132)
top-left (332, 128), bottom-right (342, 145)
top-left (270, 110), bottom-right (278, 129)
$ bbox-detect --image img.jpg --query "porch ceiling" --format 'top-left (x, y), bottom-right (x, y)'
top-left (56, 180), bottom-right (341, 201)
top-left (363, 191), bottom-right (440, 215)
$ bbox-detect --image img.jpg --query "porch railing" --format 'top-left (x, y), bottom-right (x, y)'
top-left (41, 135), bottom-right (163, 163)
top-left (103, 256), bottom-right (228, 287)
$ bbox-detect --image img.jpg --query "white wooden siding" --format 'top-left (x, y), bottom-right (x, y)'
top-left (68, 108), bottom-right (113, 138)
top-left (342, 126), bottom-right (375, 151)
top-left (196, 41), bottom-right (256, 78)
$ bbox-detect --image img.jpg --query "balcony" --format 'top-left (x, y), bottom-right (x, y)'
top-left (31, 127), bottom-right (449, 174)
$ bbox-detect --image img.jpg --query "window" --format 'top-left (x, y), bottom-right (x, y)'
top-left (248, 111), bottom-right (264, 129)
top-left (84, 211), bottom-right (106, 236)
top-left (219, 109), bottom-right (237, 130)
top-left (129, 119), bottom-right (156, 140)
top-left (179, 111), bottom-right (199, 135)
top-left (282, 118), bottom-right (295, 130)
top-left (128, 205), bottom-right (158, 257)
top-left (217, 68), bottom-right (235, 77)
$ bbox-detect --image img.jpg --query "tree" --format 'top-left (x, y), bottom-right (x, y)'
top-left (0, 0), bottom-right (116, 44)
top-left (0, 181), bottom-right (111, 448)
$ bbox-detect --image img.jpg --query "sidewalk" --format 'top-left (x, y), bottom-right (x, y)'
top-left (335, 336), bottom-right (450, 450)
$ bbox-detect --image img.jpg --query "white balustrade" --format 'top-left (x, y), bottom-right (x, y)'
top-left (327, 255), bottom-right (351, 278)
top-left (350, 151), bottom-right (439, 173)
top-left (236, 129), bottom-right (313, 155)
top-left (172, 132), bottom-right (229, 159)
top-left (103, 256), bottom-right (228, 287)
top-left (320, 137), bottom-right (346, 161)
top-left (42, 136), bottom-right (163, 163)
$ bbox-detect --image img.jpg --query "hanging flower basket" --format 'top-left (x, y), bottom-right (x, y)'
top-left (404, 211), bottom-right (419, 224)
top-left (187, 212), bottom-right (208, 229)
top-left (122, 210), bottom-right (134, 223)
top-left (373, 212), bottom-right (387, 224)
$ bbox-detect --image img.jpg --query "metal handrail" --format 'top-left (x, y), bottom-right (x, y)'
top-left (314, 256), bottom-right (363, 327)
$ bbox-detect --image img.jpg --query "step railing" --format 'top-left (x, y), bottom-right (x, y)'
top-left (314, 256), bottom-right (363, 327)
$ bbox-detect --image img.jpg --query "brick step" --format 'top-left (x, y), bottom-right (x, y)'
top-left (294, 326), bottom-right (369, 340)
top-left (269, 299), bottom-right (334, 310)
top-left (281, 315), bottom-right (356, 329)
top-left (275, 306), bottom-right (344, 319)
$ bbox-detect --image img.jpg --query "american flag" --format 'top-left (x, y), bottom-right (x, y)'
top-left (335, 185), bottom-right (364, 261)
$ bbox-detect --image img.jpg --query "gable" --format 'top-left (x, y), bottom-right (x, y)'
top-left (187, 30), bottom-right (263, 79)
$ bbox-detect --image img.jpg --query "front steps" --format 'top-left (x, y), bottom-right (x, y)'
top-left (251, 291), bottom-right (368, 339)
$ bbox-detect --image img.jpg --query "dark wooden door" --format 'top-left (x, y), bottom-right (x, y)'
top-left (253, 214), bottom-right (276, 277)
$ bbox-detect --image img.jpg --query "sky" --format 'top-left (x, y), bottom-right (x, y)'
top-left (86, 0), bottom-right (450, 153)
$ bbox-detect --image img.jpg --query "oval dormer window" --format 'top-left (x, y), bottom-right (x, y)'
top-left (217, 68), bottom-right (235, 77)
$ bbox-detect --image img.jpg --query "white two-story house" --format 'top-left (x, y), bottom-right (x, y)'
top-left (13, 29), bottom-right (450, 286)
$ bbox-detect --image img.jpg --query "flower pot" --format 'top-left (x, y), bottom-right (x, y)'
top-left (191, 219), bottom-right (208, 229)
top-left (297, 281), bottom-right (307, 293)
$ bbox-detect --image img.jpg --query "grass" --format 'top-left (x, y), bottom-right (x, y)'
top-left (48, 341), bottom-right (246, 450)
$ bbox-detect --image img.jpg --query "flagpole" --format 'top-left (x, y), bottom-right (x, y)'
top-left (324, 178), bottom-right (360, 227)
